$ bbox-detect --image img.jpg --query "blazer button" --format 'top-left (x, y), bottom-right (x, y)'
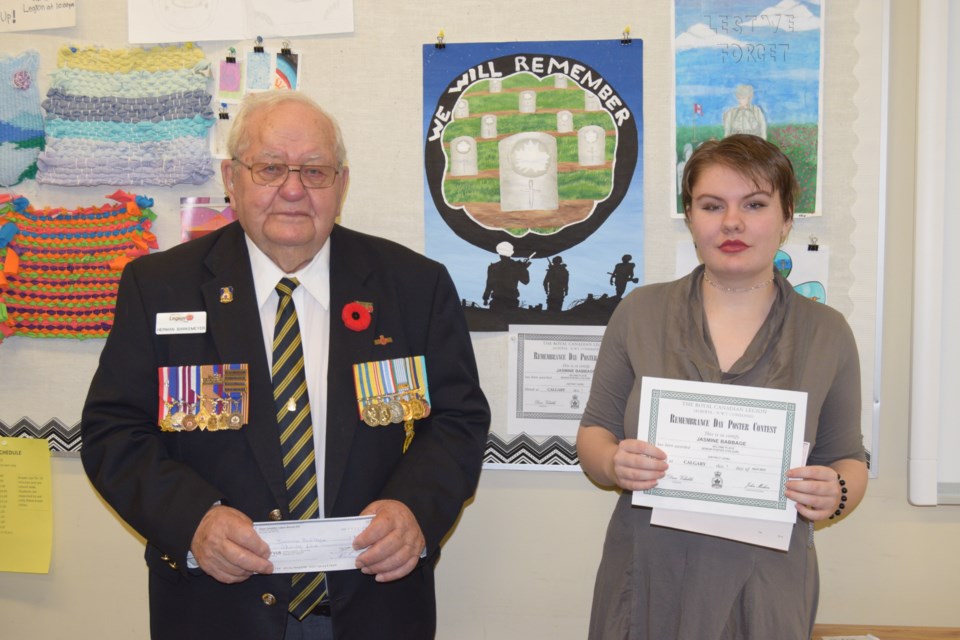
top-left (268, 509), bottom-right (283, 521)
top-left (262, 593), bottom-right (277, 606)
top-left (159, 554), bottom-right (178, 570)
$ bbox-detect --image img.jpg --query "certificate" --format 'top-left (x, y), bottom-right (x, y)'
top-left (632, 377), bottom-right (806, 524)
top-left (254, 515), bottom-right (373, 573)
top-left (506, 324), bottom-right (605, 437)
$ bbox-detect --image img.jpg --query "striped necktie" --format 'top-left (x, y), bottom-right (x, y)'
top-left (272, 277), bottom-right (327, 619)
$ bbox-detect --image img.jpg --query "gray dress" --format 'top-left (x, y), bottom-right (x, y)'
top-left (581, 266), bottom-right (866, 640)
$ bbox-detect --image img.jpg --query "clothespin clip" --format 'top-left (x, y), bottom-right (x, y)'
top-left (435, 30), bottom-right (446, 49)
top-left (621, 26), bottom-right (632, 45)
top-left (253, 36), bottom-right (264, 53)
top-left (807, 235), bottom-right (819, 251)
top-left (281, 40), bottom-right (292, 56)
top-left (226, 47), bottom-right (236, 64)
top-left (218, 103), bottom-right (230, 120)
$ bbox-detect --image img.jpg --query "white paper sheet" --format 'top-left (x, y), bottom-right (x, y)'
top-left (632, 377), bottom-right (806, 524)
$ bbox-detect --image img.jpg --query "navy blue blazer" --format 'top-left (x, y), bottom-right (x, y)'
top-left (81, 222), bottom-right (490, 639)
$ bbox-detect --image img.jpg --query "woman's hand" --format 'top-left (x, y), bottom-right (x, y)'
top-left (786, 458), bottom-right (867, 522)
top-left (577, 425), bottom-right (667, 491)
top-left (611, 439), bottom-right (669, 491)
top-left (785, 464), bottom-right (847, 522)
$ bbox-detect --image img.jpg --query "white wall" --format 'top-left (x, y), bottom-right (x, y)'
top-left (1, 1), bottom-right (959, 638)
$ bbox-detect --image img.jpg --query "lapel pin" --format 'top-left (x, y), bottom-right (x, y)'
top-left (342, 301), bottom-right (373, 331)
top-left (219, 286), bottom-right (234, 304)
top-left (373, 334), bottom-right (393, 346)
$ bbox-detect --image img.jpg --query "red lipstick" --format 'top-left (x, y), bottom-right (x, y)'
top-left (719, 240), bottom-right (748, 253)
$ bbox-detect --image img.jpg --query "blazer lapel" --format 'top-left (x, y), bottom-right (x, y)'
top-left (324, 227), bottom-right (381, 513)
top-left (200, 223), bottom-right (288, 509)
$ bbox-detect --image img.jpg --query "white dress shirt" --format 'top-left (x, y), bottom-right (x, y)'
top-left (246, 235), bottom-right (331, 517)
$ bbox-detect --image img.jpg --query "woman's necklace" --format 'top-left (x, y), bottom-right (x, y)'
top-left (703, 273), bottom-right (774, 293)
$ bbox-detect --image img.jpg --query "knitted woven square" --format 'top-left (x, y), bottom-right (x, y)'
top-left (0, 51), bottom-right (44, 187)
top-left (0, 192), bottom-right (157, 342)
top-left (37, 44), bottom-right (215, 186)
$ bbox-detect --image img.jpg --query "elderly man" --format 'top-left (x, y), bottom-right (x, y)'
top-left (81, 91), bottom-right (490, 640)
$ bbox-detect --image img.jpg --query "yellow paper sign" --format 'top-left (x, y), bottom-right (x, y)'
top-left (0, 437), bottom-right (52, 574)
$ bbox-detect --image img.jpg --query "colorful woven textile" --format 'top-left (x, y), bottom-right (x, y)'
top-left (0, 51), bottom-right (44, 187)
top-left (37, 44), bottom-right (215, 187)
top-left (0, 192), bottom-right (157, 342)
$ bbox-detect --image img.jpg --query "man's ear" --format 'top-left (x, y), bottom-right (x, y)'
top-left (221, 159), bottom-right (237, 197)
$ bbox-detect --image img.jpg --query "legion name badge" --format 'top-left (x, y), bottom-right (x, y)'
top-left (352, 355), bottom-right (431, 453)
top-left (156, 311), bottom-right (207, 335)
top-left (158, 363), bottom-right (249, 432)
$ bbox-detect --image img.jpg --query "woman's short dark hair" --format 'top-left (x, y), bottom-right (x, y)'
top-left (680, 134), bottom-right (798, 222)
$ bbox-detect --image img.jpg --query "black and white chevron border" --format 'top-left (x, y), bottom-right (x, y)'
top-left (0, 419), bottom-right (871, 470)
top-left (484, 432), bottom-right (578, 467)
top-left (0, 418), bottom-right (81, 453)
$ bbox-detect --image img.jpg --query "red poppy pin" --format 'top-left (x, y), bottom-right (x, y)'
top-left (342, 301), bottom-right (373, 332)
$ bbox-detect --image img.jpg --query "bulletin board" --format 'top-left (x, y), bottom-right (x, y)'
top-left (0, 1), bottom-right (885, 475)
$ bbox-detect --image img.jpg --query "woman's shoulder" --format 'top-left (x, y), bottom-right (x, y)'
top-left (786, 290), bottom-right (857, 348)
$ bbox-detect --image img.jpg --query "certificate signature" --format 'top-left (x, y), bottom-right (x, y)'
top-left (254, 515), bottom-right (373, 573)
top-left (632, 377), bottom-right (806, 524)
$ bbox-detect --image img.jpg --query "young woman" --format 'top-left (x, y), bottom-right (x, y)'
top-left (577, 134), bottom-right (867, 639)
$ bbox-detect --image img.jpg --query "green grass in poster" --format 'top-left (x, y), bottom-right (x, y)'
top-left (674, 124), bottom-right (819, 214)
top-left (443, 178), bottom-right (501, 203)
top-left (559, 170), bottom-right (613, 200)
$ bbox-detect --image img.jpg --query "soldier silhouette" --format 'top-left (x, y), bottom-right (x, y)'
top-left (483, 241), bottom-right (531, 311)
top-left (543, 256), bottom-right (569, 312)
top-left (609, 254), bottom-right (638, 299)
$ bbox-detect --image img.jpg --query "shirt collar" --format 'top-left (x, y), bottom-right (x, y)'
top-left (245, 234), bottom-right (331, 310)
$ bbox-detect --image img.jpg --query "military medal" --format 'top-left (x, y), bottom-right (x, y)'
top-left (362, 402), bottom-right (380, 427)
top-left (353, 355), bottom-right (432, 453)
top-left (401, 394), bottom-right (414, 422)
top-left (158, 363), bottom-right (249, 431)
top-left (170, 407), bottom-right (185, 429)
top-left (376, 403), bottom-right (391, 426)
top-left (387, 399), bottom-right (405, 424)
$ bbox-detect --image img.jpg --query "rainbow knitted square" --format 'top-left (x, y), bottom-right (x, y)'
top-left (0, 192), bottom-right (157, 342)
top-left (37, 44), bottom-right (215, 186)
top-left (0, 51), bottom-right (44, 187)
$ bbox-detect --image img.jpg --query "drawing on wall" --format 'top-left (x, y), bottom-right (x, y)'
top-left (127, 0), bottom-right (354, 44)
top-left (0, 51), bottom-right (43, 187)
top-left (214, 45), bottom-right (302, 107)
top-left (674, 0), bottom-right (824, 216)
top-left (180, 196), bottom-right (237, 243)
top-left (423, 40), bottom-right (644, 332)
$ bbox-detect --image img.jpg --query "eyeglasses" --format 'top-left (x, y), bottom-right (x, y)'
top-left (233, 159), bottom-right (340, 189)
